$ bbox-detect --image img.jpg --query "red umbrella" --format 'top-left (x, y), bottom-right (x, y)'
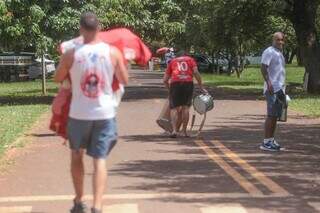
top-left (98, 28), bottom-right (151, 65)
top-left (52, 28), bottom-right (151, 139)
top-left (156, 47), bottom-right (169, 55)
top-left (59, 28), bottom-right (151, 65)
top-left (97, 28), bottom-right (151, 91)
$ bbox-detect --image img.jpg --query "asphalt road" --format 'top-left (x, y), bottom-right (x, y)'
top-left (0, 69), bottom-right (319, 213)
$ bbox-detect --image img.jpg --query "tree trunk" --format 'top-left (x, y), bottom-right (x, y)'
top-left (283, 48), bottom-right (290, 64)
top-left (296, 47), bottom-right (304, 66)
top-left (210, 50), bottom-right (216, 73)
top-left (291, 0), bottom-right (320, 93)
top-left (288, 48), bottom-right (296, 64)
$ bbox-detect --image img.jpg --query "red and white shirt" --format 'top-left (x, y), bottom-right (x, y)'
top-left (166, 56), bottom-right (197, 83)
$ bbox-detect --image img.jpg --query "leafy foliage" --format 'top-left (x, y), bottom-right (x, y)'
top-left (0, 0), bottom-right (188, 55)
top-left (0, 0), bottom-right (320, 92)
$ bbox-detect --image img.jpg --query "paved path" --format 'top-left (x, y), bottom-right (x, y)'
top-left (0, 70), bottom-right (319, 213)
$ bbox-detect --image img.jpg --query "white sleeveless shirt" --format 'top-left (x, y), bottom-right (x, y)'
top-left (69, 42), bottom-right (116, 120)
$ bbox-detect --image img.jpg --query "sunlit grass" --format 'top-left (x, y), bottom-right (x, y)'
top-left (289, 94), bottom-right (320, 117)
top-left (0, 79), bottom-right (58, 157)
top-left (202, 65), bottom-right (320, 117)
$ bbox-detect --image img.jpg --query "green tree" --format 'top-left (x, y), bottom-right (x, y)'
top-left (0, 1), bottom-right (46, 52)
top-left (278, 0), bottom-right (320, 93)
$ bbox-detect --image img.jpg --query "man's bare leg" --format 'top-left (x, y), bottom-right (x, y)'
top-left (181, 106), bottom-right (190, 136)
top-left (92, 158), bottom-right (107, 210)
top-left (170, 107), bottom-right (180, 137)
top-left (71, 149), bottom-right (85, 203)
top-left (265, 116), bottom-right (277, 138)
top-left (176, 110), bottom-right (183, 132)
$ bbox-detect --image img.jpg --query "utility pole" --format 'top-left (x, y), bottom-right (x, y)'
top-left (41, 54), bottom-right (47, 95)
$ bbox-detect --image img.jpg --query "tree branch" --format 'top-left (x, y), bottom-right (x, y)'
top-left (283, 0), bottom-right (294, 6)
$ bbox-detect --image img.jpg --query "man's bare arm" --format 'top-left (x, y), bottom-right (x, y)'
top-left (111, 47), bottom-right (128, 85)
top-left (261, 64), bottom-right (273, 94)
top-left (54, 50), bottom-right (74, 83)
top-left (163, 73), bottom-right (170, 89)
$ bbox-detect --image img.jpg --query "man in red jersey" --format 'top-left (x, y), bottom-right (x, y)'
top-left (163, 51), bottom-right (206, 137)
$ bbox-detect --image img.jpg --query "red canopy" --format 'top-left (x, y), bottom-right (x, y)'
top-left (156, 47), bottom-right (169, 55)
top-left (98, 28), bottom-right (151, 65)
top-left (59, 28), bottom-right (151, 65)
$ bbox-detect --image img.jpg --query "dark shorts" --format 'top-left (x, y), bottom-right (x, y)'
top-left (67, 117), bottom-right (117, 159)
top-left (169, 81), bottom-right (194, 109)
top-left (265, 90), bottom-right (285, 118)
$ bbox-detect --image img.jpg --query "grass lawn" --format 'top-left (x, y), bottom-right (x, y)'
top-left (202, 65), bottom-right (320, 117)
top-left (0, 66), bottom-right (319, 160)
top-left (0, 80), bottom-right (58, 157)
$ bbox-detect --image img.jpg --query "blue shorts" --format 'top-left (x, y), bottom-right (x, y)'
top-left (67, 117), bottom-right (117, 159)
top-left (265, 90), bottom-right (284, 118)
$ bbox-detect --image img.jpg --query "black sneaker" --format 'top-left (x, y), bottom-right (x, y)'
top-left (91, 208), bottom-right (102, 213)
top-left (70, 200), bottom-right (88, 213)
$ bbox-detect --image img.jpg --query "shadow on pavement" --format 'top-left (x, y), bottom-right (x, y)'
top-left (114, 111), bottom-right (320, 212)
top-left (123, 86), bottom-right (168, 101)
top-left (130, 72), bottom-right (164, 80)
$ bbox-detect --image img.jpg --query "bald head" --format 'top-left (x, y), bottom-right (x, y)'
top-left (273, 32), bottom-right (284, 41)
top-left (272, 32), bottom-right (285, 50)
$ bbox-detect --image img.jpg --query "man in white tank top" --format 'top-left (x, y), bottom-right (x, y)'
top-left (54, 12), bottom-right (128, 213)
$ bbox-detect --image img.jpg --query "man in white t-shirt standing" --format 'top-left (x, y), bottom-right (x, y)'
top-left (54, 12), bottom-right (128, 213)
top-left (260, 32), bottom-right (286, 151)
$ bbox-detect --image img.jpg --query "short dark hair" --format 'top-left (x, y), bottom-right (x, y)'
top-left (80, 12), bottom-right (99, 31)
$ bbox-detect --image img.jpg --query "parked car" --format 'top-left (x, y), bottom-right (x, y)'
top-left (0, 52), bottom-right (55, 81)
top-left (245, 53), bottom-right (262, 65)
top-left (213, 58), bottom-right (229, 73)
top-left (28, 54), bottom-right (56, 79)
top-left (189, 53), bottom-right (229, 73)
top-left (188, 53), bottom-right (213, 73)
top-left (153, 53), bottom-right (230, 74)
